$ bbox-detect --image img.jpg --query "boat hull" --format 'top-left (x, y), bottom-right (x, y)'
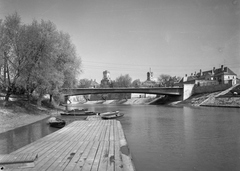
top-left (101, 113), bottom-right (124, 119)
top-left (100, 111), bottom-right (119, 116)
top-left (49, 122), bottom-right (66, 128)
top-left (60, 111), bottom-right (96, 116)
top-left (48, 117), bottom-right (66, 128)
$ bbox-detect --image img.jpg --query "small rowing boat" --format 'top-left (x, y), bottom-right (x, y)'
top-left (48, 117), bottom-right (66, 128)
top-left (100, 111), bottom-right (124, 119)
top-left (68, 108), bottom-right (88, 113)
top-left (101, 113), bottom-right (124, 119)
top-left (99, 111), bottom-right (119, 116)
top-left (60, 111), bottom-right (96, 116)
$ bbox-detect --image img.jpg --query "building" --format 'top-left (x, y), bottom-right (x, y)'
top-left (142, 68), bottom-right (158, 87)
top-left (132, 69), bottom-right (157, 98)
top-left (181, 65), bottom-right (237, 86)
top-left (100, 70), bottom-right (112, 87)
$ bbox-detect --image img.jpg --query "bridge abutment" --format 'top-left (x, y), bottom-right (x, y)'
top-left (183, 84), bottom-right (195, 100)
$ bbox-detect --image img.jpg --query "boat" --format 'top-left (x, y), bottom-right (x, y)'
top-left (99, 111), bottom-right (119, 117)
top-left (60, 111), bottom-right (97, 116)
top-left (48, 117), bottom-right (66, 128)
top-left (101, 113), bottom-right (124, 119)
top-left (68, 108), bottom-right (88, 113)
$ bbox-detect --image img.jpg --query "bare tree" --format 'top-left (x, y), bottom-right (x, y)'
top-left (78, 79), bottom-right (92, 88)
top-left (114, 74), bottom-right (132, 87)
top-left (132, 79), bottom-right (141, 88)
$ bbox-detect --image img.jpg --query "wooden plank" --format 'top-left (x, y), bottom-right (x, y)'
top-left (0, 153), bottom-right (37, 164)
top-left (63, 141), bottom-right (90, 171)
top-left (90, 141), bottom-right (105, 171)
top-left (28, 141), bottom-right (70, 170)
top-left (4, 120), bottom-right (134, 171)
top-left (75, 140), bottom-right (100, 171)
top-left (46, 122), bottom-right (96, 171)
top-left (104, 122), bottom-right (111, 141)
top-left (107, 140), bottom-right (115, 171)
top-left (117, 121), bottom-right (135, 171)
top-left (37, 140), bottom-right (80, 170)
top-left (12, 141), bottom-right (54, 156)
top-left (99, 123), bottom-right (108, 141)
top-left (0, 153), bottom-right (38, 171)
top-left (114, 121), bottom-right (124, 171)
top-left (46, 141), bottom-right (85, 171)
top-left (14, 142), bottom-right (60, 171)
top-left (98, 140), bottom-right (110, 171)
top-left (47, 122), bottom-right (93, 171)
top-left (93, 122), bottom-right (105, 141)
top-left (109, 120), bottom-right (114, 141)
top-left (85, 121), bottom-right (102, 141)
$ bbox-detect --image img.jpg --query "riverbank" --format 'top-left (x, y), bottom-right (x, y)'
top-left (0, 100), bottom-right (62, 134)
top-left (175, 84), bottom-right (240, 108)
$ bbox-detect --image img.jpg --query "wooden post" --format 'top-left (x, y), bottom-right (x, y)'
top-left (64, 96), bottom-right (68, 111)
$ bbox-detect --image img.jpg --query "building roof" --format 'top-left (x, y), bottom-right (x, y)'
top-left (184, 66), bottom-right (237, 82)
top-left (214, 67), bottom-right (237, 76)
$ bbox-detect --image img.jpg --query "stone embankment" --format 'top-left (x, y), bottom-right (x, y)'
top-left (177, 84), bottom-right (240, 108)
top-left (83, 97), bottom-right (156, 105)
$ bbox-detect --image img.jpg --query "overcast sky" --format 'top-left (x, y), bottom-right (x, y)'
top-left (1, 0), bottom-right (239, 82)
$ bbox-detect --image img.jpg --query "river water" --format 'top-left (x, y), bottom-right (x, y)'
top-left (1, 104), bottom-right (240, 171)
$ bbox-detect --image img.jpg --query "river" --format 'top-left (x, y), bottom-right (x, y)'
top-left (1, 104), bottom-right (240, 171)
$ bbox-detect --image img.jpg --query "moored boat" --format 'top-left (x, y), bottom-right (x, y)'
top-left (48, 117), bottom-right (66, 128)
top-left (60, 111), bottom-right (97, 116)
top-left (68, 108), bottom-right (88, 113)
top-left (101, 113), bottom-right (124, 119)
top-left (99, 111), bottom-right (119, 117)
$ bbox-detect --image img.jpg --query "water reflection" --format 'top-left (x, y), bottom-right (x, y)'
top-left (0, 118), bottom-right (58, 154)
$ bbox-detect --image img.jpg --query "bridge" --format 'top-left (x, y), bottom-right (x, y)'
top-left (61, 87), bottom-right (184, 101)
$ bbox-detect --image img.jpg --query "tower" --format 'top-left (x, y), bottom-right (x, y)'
top-left (101, 70), bottom-right (112, 87)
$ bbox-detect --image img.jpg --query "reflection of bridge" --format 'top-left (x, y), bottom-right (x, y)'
top-left (61, 87), bottom-right (184, 100)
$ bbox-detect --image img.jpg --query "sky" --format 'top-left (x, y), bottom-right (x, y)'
top-left (0, 0), bottom-right (240, 82)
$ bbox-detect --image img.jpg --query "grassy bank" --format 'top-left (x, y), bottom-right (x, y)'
top-left (0, 100), bottom-right (62, 134)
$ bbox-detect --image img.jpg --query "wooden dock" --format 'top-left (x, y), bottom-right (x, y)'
top-left (0, 120), bottom-right (135, 171)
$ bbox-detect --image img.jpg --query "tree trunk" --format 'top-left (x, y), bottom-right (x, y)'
top-left (5, 86), bottom-right (13, 101)
top-left (49, 94), bottom-right (52, 102)
top-left (37, 93), bottom-right (44, 106)
top-left (3, 52), bottom-right (7, 90)
top-left (5, 92), bottom-right (11, 101)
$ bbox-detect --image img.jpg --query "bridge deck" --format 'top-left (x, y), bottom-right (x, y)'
top-left (1, 120), bottom-right (134, 171)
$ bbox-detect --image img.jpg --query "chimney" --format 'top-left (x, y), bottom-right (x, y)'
top-left (221, 65), bottom-right (224, 71)
top-left (212, 67), bottom-right (215, 74)
top-left (194, 71), bottom-right (196, 76)
top-left (183, 74), bottom-right (188, 82)
top-left (200, 69), bottom-right (202, 76)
